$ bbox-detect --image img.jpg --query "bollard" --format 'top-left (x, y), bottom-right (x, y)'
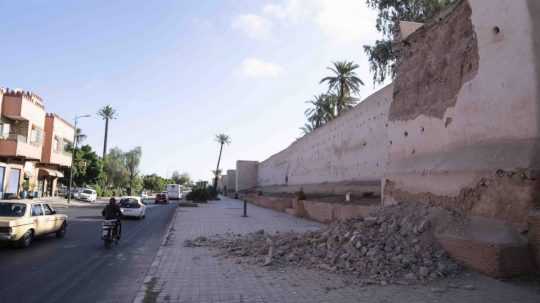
top-left (242, 200), bottom-right (248, 217)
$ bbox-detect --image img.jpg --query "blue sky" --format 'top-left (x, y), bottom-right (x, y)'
top-left (0, 0), bottom-right (388, 181)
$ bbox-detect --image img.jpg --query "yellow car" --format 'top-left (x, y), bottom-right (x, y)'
top-left (0, 201), bottom-right (68, 248)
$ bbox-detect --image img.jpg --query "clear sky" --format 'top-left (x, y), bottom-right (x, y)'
top-left (0, 0), bottom-right (388, 181)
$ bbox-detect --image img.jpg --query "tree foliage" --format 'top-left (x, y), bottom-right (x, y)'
top-left (62, 144), bottom-right (103, 187)
top-left (320, 61), bottom-right (364, 115)
top-left (142, 174), bottom-right (168, 192)
top-left (125, 146), bottom-right (142, 195)
top-left (171, 171), bottom-right (191, 186)
top-left (364, 0), bottom-right (456, 84)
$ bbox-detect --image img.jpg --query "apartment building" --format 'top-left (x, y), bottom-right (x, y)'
top-left (0, 88), bottom-right (74, 198)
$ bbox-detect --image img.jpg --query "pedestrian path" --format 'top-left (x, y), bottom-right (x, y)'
top-left (134, 197), bottom-right (540, 303)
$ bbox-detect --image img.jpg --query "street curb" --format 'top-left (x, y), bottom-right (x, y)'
top-left (132, 204), bottom-right (179, 303)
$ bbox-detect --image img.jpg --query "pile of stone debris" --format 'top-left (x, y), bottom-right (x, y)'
top-left (184, 202), bottom-right (464, 285)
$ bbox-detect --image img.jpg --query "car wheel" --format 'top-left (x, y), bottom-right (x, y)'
top-left (19, 230), bottom-right (34, 248)
top-left (56, 223), bottom-right (67, 238)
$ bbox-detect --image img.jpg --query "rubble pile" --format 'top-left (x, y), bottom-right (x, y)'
top-left (184, 202), bottom-right (463, 285)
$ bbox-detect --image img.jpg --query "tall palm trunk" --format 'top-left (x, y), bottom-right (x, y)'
top-left (213, 143), bottom-right (224, 191)
top-left (102, 118), bottom-right (109, 160)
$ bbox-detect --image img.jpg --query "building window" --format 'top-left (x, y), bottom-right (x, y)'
top-left (30, 125), bottom-right (43, 145)
top-left (0, 123), bottom-right (10, 139)
top-left (53, 136), bottom-right (61, 153)
top-left (62, 139), bottom-right (72, 154)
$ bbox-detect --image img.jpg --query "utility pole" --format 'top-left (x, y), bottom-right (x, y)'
top-left (68, 114), bottom-right (90, 204)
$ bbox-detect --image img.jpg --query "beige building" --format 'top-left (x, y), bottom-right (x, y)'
top-left (0, 88), bottom-right (73, 198)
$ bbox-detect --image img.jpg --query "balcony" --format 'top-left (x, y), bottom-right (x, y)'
top-left (0, 134), bottom-right (42, 160)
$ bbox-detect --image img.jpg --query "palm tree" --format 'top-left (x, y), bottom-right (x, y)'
top-left (213, 134), bottom-right (231, 191)
top-left (300, 123), bottom-right (315, 135)
top-left (97, 105), bottom-right (117, 160)
top-left (304, 94), bottom-right (336, 128)
top-left (320, 61), bottom-right (364, 115)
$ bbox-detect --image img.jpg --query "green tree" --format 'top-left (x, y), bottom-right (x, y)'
top-left (103, 147), bottom-right (128, 193)
top-left (364, 0), bottom-right (456, 84)
top-left (97, 105), bottom-right (118, 160)
top-left (304, 94), bottom-right (336, 129)
top-left (300, 122), bottom-right (315, 135)
top-left (62, 144), bottom-right (103, 187)
top-left (125, 146), bottom-right (142, 195)
top-left (213, 134), bottom-right (231, 191)
top-left (171, 171), bottom-right (191, 186)
top-left (143, 174), bottom-right (167, 192)
top-left (320, 61), bottom-right (363, 115)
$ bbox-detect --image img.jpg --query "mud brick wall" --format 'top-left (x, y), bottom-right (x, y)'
top-left (384, 0), bottom-right (540, 227)
top-left (257, 84), bottom-right (393, 195)
top-left (529, 210), bottom-right (540, 268)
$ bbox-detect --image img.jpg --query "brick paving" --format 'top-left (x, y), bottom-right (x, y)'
top-left (134, 197), bottom-right (540, 303)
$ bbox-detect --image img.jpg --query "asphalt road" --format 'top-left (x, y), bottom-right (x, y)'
top-left (0, 203), bottom-right (176, 303)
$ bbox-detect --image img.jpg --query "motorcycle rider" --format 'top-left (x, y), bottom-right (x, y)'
top-left (102, 197), bottom-right (122, 239)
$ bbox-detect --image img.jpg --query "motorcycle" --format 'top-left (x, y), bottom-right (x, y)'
top-left (101, 219), bottom-right (120, 248)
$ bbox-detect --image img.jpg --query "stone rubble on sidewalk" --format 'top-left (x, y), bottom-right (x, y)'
top-left (184, 202), bottom-right (465, 286)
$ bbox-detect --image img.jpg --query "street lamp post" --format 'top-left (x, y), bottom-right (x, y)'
top-left (68, 114), bottom-right (91, 205)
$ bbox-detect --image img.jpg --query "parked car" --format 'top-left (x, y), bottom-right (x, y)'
top-left (0, 201), bottom-right (67, 248)
top-left (118, 197), bottom-right (146, 219)
top-left (69, 187), bottom-right (82, 199)
top-left (78, 188), bottom-right (97, 202)
top-left (155, 192), bottom-right (168, 204)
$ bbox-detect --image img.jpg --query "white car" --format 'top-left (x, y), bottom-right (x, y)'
top-left (118, 197), bottom-right (146, 219)
top-left (78, 188), bottom-right (97, 202)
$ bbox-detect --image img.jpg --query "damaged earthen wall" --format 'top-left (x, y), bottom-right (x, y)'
top-left (384, 0), bottom-right (540, 228)
top-left (257, 84), bottom-right (393, 195)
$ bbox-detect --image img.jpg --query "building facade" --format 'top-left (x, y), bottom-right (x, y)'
top-left (0, 88), bottom-right (74, 199)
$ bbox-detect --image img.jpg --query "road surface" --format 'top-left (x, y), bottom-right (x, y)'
top-left (0, 202), bottom-right (176, 303)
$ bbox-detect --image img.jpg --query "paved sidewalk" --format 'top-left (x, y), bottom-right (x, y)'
top-left (134, 197), bottom-right (540, 303)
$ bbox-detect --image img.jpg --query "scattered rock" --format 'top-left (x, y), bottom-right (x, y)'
top-left (185, 202), bottom-right (462, 285)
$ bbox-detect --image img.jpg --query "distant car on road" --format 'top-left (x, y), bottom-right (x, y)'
top-left (155, 192), bottom-right (168, 204)
top-left (166, 184), bottom-right (182, 200)
top-left (0, 201), bottom-right (67, 248)
top-left (140, 191), bottom-right (150, 201)
top-left (118, 197), bottom-right (146, 219)
top-left (78, 188), bottom-right (97, 202)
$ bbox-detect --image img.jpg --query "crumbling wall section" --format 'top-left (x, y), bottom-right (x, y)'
top-left (385, 0), bottom-right (540, 226)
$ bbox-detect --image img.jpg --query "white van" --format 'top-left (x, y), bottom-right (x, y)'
top-left (166, 184), bottom-right (182, 200)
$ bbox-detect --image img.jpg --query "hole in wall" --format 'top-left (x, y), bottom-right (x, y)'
top-left (404, 131), bottom-right (408, 137)
top-left (389, 140), bottom-right (392, 145)
top-left (411, 149), bottom-right (416, 155)
top-left (420, 127), bottom-right (425, 132)
top-left (493, 26), bottom-right (501, 34)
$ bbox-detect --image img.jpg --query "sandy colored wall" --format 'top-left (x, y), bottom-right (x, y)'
top-left (384, 0), bottom-right (540, 227)
top-left (226, 169), bottom-right (236, 192)
top-left (257, 84), bottom-right (393, 194)
top-left (236, 160), bottom-right (258, 191)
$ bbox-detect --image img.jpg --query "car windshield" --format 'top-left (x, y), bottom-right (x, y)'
top-left (119, 199), bottom-right (140, 208)
top-left (0, 203), bottom-right (27, 217)
top-left (82, 190), bottom-right (93, 194)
